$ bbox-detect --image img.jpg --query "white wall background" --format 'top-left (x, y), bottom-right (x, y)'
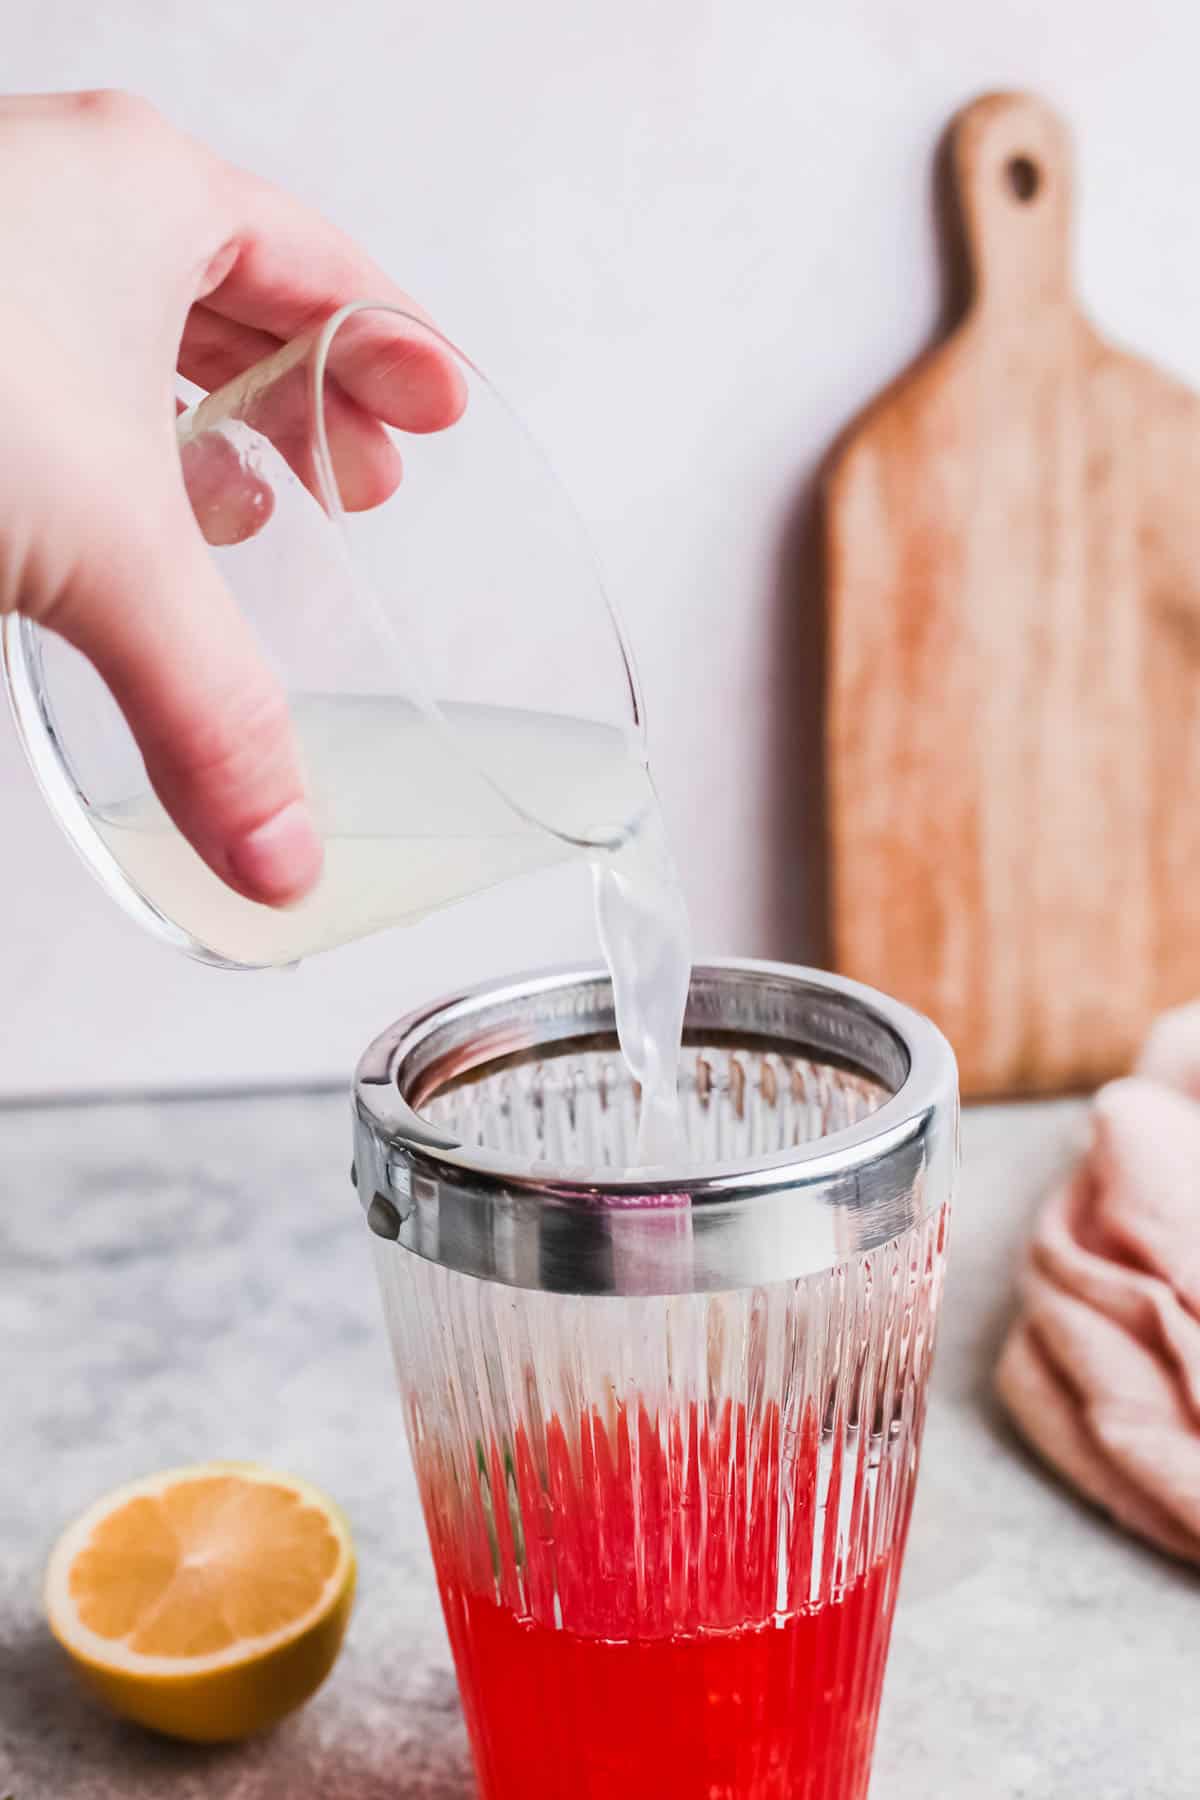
top-left (2, 0), bottom-right (1197, 1096)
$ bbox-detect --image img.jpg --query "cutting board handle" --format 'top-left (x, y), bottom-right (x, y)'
top-left (951, 92), bottom-right (1074, 314)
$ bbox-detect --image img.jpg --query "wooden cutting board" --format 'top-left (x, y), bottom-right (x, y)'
top-left (826, 90), bottom-right (1200, 1098)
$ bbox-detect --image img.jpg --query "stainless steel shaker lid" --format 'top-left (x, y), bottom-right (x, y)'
top-left (352, 960), bottom-right (958, 1295)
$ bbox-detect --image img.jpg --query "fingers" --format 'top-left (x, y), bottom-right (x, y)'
top-left (178, 305), bottom-right (280, 393)
top-left (179, 429), bottom-right (277, 547)
top-left (197, 166), bottom-right (467, 431)
top-left (312, 306), bottom-right (469, 434)
top-left (180, 324), bottom-right (404, 524)
top-left (48, 483), bottom-right (323, 907)
top-left (176, 157), bottom-right (467, 543)
top-left (202, 168), bottom-right (429, 335)
top-left (180, 302), bottom-right (465, 434)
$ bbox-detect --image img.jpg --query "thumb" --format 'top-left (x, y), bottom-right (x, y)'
top-left (50, 497), bottom-right (323, 908)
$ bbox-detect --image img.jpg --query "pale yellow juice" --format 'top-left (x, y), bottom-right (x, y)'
top-left (93, 694), bottom-right (652, 968)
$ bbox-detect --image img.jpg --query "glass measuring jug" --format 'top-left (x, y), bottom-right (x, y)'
top-left (353, 960), bottom-right (959, 1800)
top-left (2, 305), bottom-right (650, 969)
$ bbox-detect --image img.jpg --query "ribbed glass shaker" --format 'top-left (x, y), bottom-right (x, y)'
top-left (352, 961), bottom-right (958, 1800)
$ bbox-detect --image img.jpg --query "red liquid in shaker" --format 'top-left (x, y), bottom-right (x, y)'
top-left (442, 1558), bottom-right (894, 1798)
top-left (421, 1400), bottom-right (908, 1799)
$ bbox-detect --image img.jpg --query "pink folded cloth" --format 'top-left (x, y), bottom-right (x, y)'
top-left (996, 1002), bottom-right (1200, 1564)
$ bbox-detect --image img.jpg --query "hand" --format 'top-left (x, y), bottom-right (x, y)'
top-left (0, 90), bottom-right (461, 905)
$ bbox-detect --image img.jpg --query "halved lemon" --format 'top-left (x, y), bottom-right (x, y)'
top-left (45, 1462), bottom-right (355, 1743)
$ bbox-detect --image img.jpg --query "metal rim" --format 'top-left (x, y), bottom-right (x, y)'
top-left (354, 958), bottom-right (957, 1204)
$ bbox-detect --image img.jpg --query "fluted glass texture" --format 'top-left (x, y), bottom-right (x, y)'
top-left (373, 1041), bottom-right (951, 1800)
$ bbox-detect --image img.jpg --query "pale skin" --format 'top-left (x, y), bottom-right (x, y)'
top-left (0, 89), bottom-right (462, 907)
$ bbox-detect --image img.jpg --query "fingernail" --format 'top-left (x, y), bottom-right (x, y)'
top-left (227, 801), bottom-right (323, 905)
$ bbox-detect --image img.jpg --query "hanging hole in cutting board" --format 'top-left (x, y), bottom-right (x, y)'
top-left (1005, 155), bottom-right (1041, 203)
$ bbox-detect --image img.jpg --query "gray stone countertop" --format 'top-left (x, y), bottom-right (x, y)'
top-left (0, 1088), bottom-right (1195, 1799)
